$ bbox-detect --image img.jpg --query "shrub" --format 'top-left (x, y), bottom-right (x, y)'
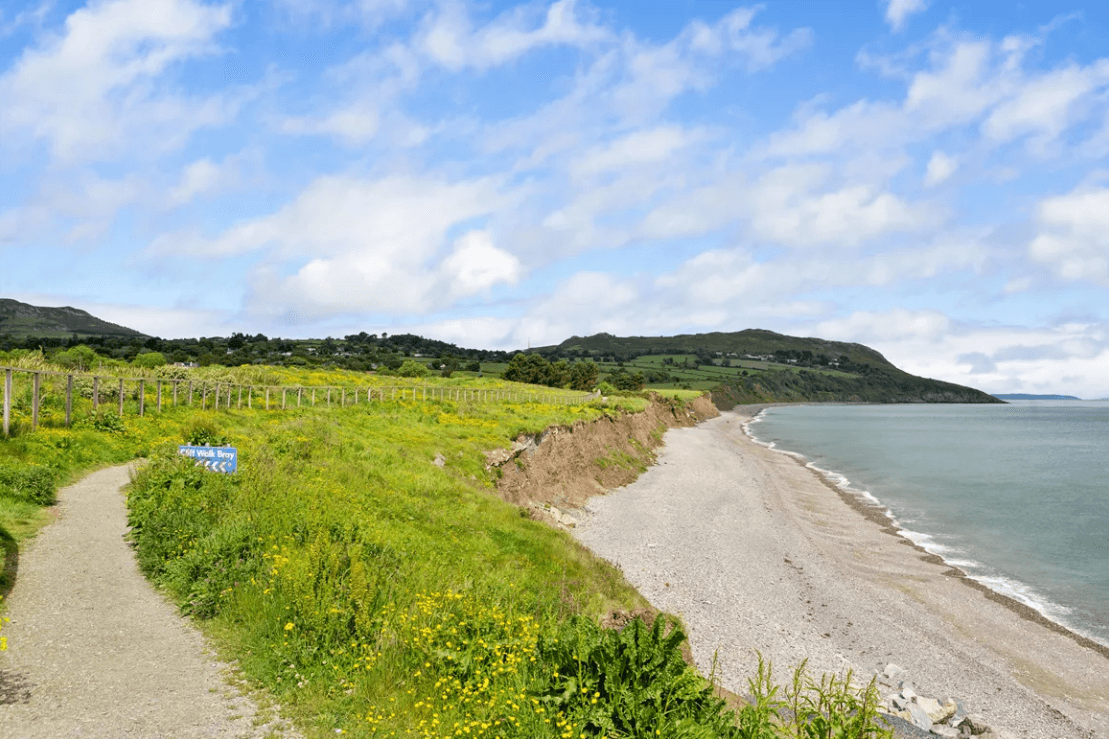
top-left (396, 359), bottom-right (430, 377)
top-left (133, 352), bottom-right (167, 369)
top-left (183, 416), bottom-right (229, 447)
top-left (0, 465), bottom-right (58, 506)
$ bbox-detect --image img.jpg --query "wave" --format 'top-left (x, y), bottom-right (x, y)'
top-left (741, 408), bottom-right (1108, 649)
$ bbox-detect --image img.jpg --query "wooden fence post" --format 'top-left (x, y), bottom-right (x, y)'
top-left (139, 379), bottom-right (145, 417)
top-left (341, 388), bottom-right (346, 406)
top-left (248, 386), bottom-right (253, 409)
top-left (32, 372), bottom-right (40, 430)
top-left (202, 384), bottom-right (208, 410)
top-left (93, 376), bottom-right (99, 412)
top-left (172, 380), bottom-right (178, 407)
top-left (118, 378), bottom-right (124, 416)
top-left (282, 388), bottom-right (287, 410)
top-left (214, 383), bottom-right (220, 411)
top-left (327, 388), bottom-right (331, 406)
top-left (66, 374), bottom-right (73, 428)
top-left (265, 388), bottom-right (270, 410)
top-left (157, 380), bottom-right (163, 413)
top-left (3, 369), bottom-right (11, 437)
top-left (297, 388), bottom-right (302, 407)
top-left (188, 381), bottom-right (194, 406)
top-left (312, 388), bottom-right (316, 406)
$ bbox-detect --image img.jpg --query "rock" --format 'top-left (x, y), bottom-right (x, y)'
top-left (906, 702), bottom-right (934, 732)
top-left (950, 699), bottom-right (968, 726)
top-left (433, 453), bottom-right (446, 468)
top-left (932, 726), bottom-right (960, 739)
top-left (560, 512), bottom-right (577, 528)
top-left (900, 685), bottom-right (917, 702)
top-left (917, 695), bottom-right (946, 722)
top-left (891, 694), bottom-right (911, 711)
top-left (880, 663), bottom-right (908, 687)
top-left (935, 697), bottom-right (958, 723)
top-left (958, 714), bottom-right (991, 735)
top-left (899, 679), bottom-right (916, 694)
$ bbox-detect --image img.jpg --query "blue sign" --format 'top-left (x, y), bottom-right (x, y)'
top-left (178, 445), bottom-right (238, 473)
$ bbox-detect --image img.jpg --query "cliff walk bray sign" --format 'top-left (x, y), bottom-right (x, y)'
top-left (178, 445), bottom-right (238, 473)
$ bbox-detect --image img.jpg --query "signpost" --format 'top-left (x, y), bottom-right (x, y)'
top-left (178, 445), bottom-right (238, 473)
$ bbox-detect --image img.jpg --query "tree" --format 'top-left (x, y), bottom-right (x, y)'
top-left (133, 351), bottom-right (167, 369)
top-left (54, 345), bottom-right (99, 371)
top-left (397, 359), bottom-right (429, 377)
top-left (569, 361), bottom-right (598, 391)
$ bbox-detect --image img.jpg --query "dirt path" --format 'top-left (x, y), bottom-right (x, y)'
top-left (0, 465), bottom-right (299, 739)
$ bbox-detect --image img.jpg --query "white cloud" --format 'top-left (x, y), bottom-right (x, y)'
top-left (923, 150), bottom-right (958, 186)
top-left (0, 1), bottom-right (54, 37)
top-left (569, 125), bottom-right (702, 179)
top-left (1, 170), bottom-right (146, 244)
top-left (439, 230), bottom-right (523, 298)
top-left (417, 0), bottom-right (609, 71)
top-left (686, 6), bottom-right (812, 71)
top-left (982, 61), bottom-right (1109, 150)
top-left (271, 0), bottom-right (414, 30)
top-left (884, 0), bottom-right (928, 32)
top-left (282, 104), bottom-right (381, 146)
top-left (169, 155), bottom-right (244, 206)
top-left (0, 0), bottom-right (233, 163)
top-left (1029, 186), bottom-right (1109, 283)
top-left (746, 165), bottom-right (931, 247)
top-left (148, 173), bottom-right (522, 317)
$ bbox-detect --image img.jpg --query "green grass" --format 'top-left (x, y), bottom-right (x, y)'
top-left (1, 361), bottom-right (894, 738)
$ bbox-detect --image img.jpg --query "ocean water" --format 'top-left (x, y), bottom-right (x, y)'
top-left (747, 401), bottom-right (1109, 649)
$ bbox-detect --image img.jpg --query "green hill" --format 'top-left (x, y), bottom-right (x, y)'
top-left (0, 298), bottom-right (147, 339)
top-left (533, 329), bottom-right (1001, 406)
top-left (543, 329), bottom-right (895, 368)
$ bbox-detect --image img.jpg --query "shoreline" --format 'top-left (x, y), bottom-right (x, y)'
top-left (571, 410), bottom-right (1109, 738)
top-left (742, 407), bottom-right (1109, 662)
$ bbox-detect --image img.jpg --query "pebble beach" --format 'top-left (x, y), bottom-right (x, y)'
top-left (571, 410), bottom-right (1109, 738)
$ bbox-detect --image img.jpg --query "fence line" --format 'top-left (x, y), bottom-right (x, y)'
top-left (0, 366), bottom-right (592, 437)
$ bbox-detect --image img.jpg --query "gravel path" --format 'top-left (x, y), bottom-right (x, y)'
top-left (0, 465), bottom-right (300, 739)
top-left (572, 412), bottom-right (1109, 739)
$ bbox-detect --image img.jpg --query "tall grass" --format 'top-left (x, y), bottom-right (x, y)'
top-left (2, 363), bottom-right (892, 738)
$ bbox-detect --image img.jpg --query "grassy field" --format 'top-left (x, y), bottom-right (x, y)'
top-left (1, 360), bottom-right (891, 738)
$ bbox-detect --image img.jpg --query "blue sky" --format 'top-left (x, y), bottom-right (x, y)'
top-left (2, 0), bottom-right (1108, 397)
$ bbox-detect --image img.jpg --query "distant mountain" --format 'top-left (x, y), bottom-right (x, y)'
top-left (0, 299), bottom-right (147, 339)
top-left (535, 329), bottom-right (1002, 406)
top-left (992, 393), bottom-right (1082, 401)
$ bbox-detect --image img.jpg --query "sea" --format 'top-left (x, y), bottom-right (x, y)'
top-left (746, 401), bottom-right (1109, 649)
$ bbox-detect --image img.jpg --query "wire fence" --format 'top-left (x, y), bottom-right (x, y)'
top-left (1, 365), bottom-right (594, 437)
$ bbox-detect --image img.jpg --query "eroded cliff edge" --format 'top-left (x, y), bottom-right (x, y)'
top-left (488, 394), bottom-right (718, 514)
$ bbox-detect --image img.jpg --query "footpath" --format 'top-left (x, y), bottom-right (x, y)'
top-left (0, 465), bottom-right (298, 739)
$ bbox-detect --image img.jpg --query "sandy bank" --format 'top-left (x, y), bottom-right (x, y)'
top-left (571, 411), bottom-right (1109, 739)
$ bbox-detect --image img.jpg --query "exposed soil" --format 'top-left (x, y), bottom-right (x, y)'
top-left (490, 394), bottom-right (717, 511)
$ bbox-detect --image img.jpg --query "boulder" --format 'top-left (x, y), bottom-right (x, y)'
top-left (957, 714), bottom-right (991, 735)
top-left (932, 726), bottom-right (960, 739)
top-left (880, 663), bottom-right (908, 687)
top-left (906, 702), bottom-right (934, 732)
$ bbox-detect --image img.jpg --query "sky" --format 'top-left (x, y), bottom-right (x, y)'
top-left (2, 0), bottom-right (1109, 398)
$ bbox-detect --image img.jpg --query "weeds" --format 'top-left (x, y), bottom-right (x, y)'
top-left (1, 363), bottom-right (892, 738)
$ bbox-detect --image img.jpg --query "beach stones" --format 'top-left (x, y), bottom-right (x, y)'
top-left (876, 666), bottom-right (998, 738)
top-left (905, 702), bottom-right (934, 731)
